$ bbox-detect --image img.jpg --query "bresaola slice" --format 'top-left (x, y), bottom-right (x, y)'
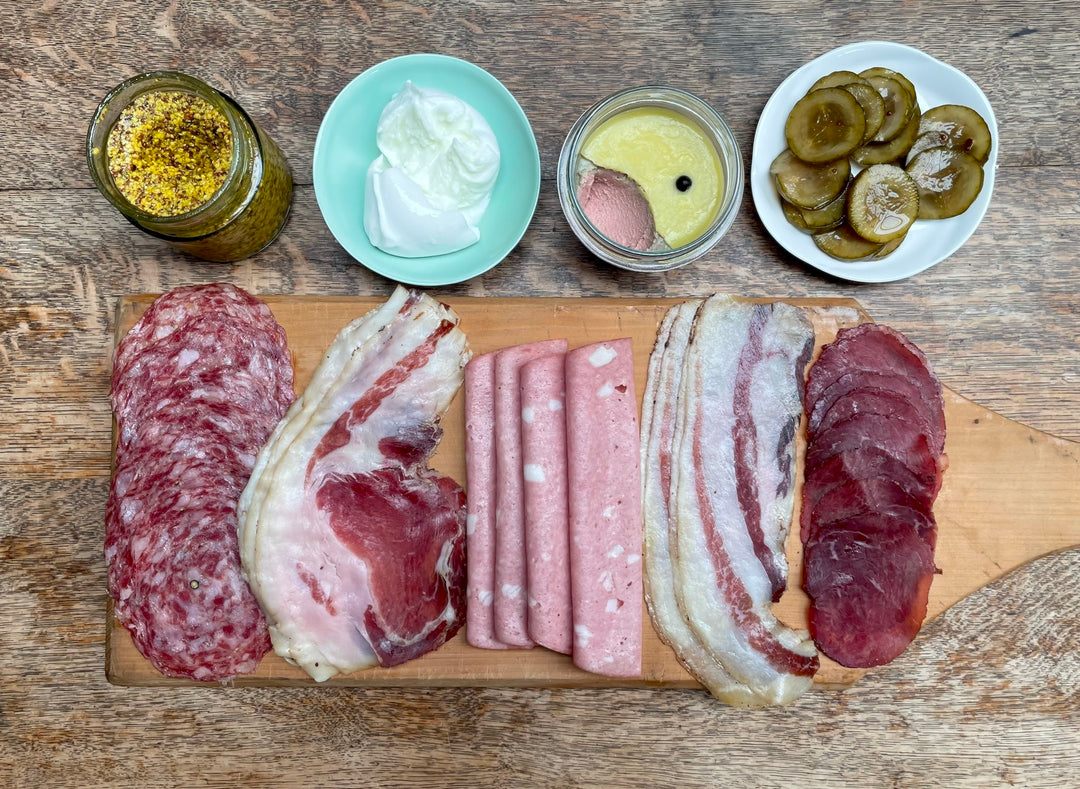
top-left (644, 295), bottom-right (819, 706)
top-left (802, 322), bottom-right (947, 668)
top-left (238, 287), bottom-right (470, 681)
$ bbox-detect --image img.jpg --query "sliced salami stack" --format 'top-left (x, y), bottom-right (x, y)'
top-left (106, 283), bottom-right (294, 681)
top-left (801, 323), bottom-right (947, 668)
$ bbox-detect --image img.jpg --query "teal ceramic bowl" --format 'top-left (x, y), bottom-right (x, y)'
top-left (313, 54), bottom-right (541, 286)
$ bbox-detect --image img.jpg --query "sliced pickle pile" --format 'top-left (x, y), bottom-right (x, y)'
top-left (772, 65), bottom-right (993, 262)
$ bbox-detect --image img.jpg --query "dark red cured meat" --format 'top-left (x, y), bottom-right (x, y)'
top-left (799, 444), bottom-right (942, 541)
top-left (805, 323), bottom-right (945, 454)
top-left (112, 283), bottom-right (287, 383)
top-left (805, 476), bottom-right (937, 545)
top-left (107, 283), bottom-right (292, 681)
top-left (804, 520), bottom-right (937, 668)
top-left (805, 409), bottom-right (939, 478)
top-left (315, 466), bottom-right (467, 667)
top-left (801, 322), bottom-right (946, 669)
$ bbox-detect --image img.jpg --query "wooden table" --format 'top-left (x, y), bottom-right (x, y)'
top-left (2, 1), bottom-right (1078, 785)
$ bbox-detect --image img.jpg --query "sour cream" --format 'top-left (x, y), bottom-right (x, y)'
top-left (363, 81), bottom-right (500, 258)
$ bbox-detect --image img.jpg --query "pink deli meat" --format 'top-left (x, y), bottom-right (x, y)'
top-left (492, 339), bottom-right (569, 648)
top-left (106, 283), bottom-right (294, 681)
top-left (565, 338), bottom-right (643, 677)
top-left (520, 352), bottom-right (573, 654)
top-left (463, 352), bottom-right (509, 649)
top-left (237, 287), bottom-right (469, 681)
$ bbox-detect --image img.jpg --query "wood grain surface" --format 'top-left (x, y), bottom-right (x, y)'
top-left (3, 0), bottom-right (1080, 786)
top-left (105, 295), bottom-right (1080, 691)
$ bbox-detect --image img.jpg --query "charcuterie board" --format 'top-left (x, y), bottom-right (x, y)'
top-left (106, 295), bottom-right (1080, 689)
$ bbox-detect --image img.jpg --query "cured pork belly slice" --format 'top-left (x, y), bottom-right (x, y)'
top-left (239, 287), bottom-right (470, 681)
top-left (492, 339), bottom-right (568, 647)
top-left (642, 300), bottom-right (760, 706)
top-left (463, 352), bottom-right (509, 649)
top-left (669, 296), bottom-right (818, 703)
top-left (566, 338), bottom-right (642, 677)
top-left (520, 352), bottom-right (573, 654)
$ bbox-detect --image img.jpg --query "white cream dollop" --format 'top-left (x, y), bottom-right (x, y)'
top-left (363, 81), bottom-right (501, 258)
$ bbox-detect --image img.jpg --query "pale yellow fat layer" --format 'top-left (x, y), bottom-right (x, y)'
top-left (581, 107), bottom-right (723, 248)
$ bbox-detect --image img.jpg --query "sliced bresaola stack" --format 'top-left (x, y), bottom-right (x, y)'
top-left (643, 295), bottom-right (819, 705)
top-left (237, 287), bottom-right (470, 681)
top-left (107, 283), bottom-right (294, 681)
top-left (801, 323), bottom-right (948, 669)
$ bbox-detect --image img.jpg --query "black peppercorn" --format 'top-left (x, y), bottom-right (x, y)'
top-left (676, 175), bottom-right (692, 192)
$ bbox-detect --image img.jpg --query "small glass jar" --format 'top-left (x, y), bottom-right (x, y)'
top-left (557, 85), bottom-right (744, 272)
top-left (86, 71), bottom-right (293, 263)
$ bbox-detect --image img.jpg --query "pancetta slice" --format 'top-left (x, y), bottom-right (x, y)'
top-left (659, 295), bottom-right (819, 704)
top-left (238, 287), bottom-right (470, 681)
top-left (642, 300), bottom-right (760, 706)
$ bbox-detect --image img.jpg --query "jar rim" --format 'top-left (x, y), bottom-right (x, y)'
top-left (557, 84), bottom-right (744, 272)
top-left (85, 70), bottom-right (263, 232)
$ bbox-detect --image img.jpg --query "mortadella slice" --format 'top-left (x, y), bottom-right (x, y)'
top-left (520, 352), bottom-right (572, 654)
top-left (565, 338), bottom-right (643, 677)
top-left (493, 339), bottom-right (569, 647)
top-left (463, 352), bottom-right (509, 649)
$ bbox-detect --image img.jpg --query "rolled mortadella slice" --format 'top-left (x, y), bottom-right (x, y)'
top-left (463, 352), bottom-right (509, 649)
top-left (520, 352), bottom-right (572, 654)
top-left (565, 338), bottom-right (643, 677)
top-left (493, 339), bottom-right (569, 647)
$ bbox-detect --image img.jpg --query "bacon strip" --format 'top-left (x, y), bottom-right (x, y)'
top-left (645, 295), bottom-right (818, 705)
top-left (238, 286), bottom-right (470, 681)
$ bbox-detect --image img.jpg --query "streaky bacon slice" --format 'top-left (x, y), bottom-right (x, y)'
top-left (642, 300), bottom-right (760, 707)
top-left (644, 295), bottom-right (818, 706)
top-left (238, 286), bottom-right (470, 681)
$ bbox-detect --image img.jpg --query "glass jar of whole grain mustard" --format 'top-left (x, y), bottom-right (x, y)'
top-left (86, 71), bottom-right (293, 263)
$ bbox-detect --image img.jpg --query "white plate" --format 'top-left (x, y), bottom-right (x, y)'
top-left (750, 41), bottom-right (998, 283)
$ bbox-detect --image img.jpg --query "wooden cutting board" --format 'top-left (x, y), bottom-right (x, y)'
top-left (106, 295), bottom-right (1080, 689)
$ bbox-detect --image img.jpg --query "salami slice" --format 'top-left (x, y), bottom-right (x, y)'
top-left (106, 283), bottom-right (293, 682)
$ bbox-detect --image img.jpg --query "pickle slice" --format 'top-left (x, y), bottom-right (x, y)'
top-left (859, 67), bottom-right (917, 107)
top-left (866, 75), bottom-right (915, 142)
top-left (842, 82), bottom-right (886, 143)
top-left (847, 164), bottom-right (919, 243)
top-left (770, 149), bottom-right (851, 209)
top-left (800, 187), bottom-right (848, 230)
top-left (874, 235), bottom-right (907, 258)
top-left (906, 146), bottom-right (985, 219)
top-left (911, 104), bottom-right (993, 163)
top-left (785, 87), bottom-right (866, 162)
top-left (813, 223), bottom-right (884, 260)
top-left (811, 70), bottom-right (867, 91)
top-left (851, 105), bottom-right (921, 166)
top-left (782, 200), bottom-right (814, 233)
